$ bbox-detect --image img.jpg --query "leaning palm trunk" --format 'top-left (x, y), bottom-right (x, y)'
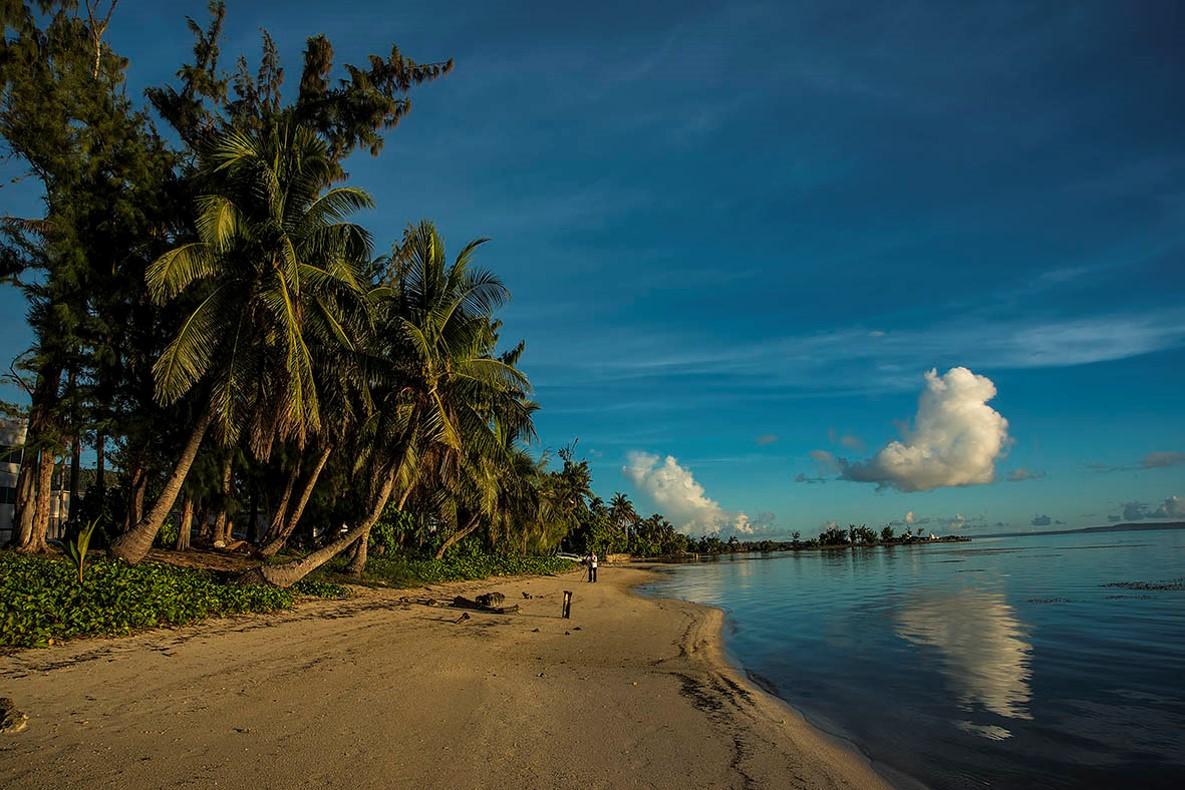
top-left (263, 463), bottom-right (301, 544)
top-left (109, 410), bottom-right (212, 564)
top-left (434, 513), bottom-right (482, 560)
top-left (241, 473), bottom-right (395, 588)
top-left (259, 446), bottom-right (331, 558)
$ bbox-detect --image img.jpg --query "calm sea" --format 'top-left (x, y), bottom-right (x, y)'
top-left (642, 528), bottom-right (1185, 790)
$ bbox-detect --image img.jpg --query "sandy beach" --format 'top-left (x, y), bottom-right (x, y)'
top-left (0, 566), bottom-right (891, 789)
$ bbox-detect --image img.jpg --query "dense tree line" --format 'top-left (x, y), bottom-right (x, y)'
top-left (0, 1), bottom-right (657, 586)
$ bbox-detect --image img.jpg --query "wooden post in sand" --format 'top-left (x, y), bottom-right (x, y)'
top-left (562, 590), bottom-right (572, 619)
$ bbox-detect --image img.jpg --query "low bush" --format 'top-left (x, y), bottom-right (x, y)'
top-left (0, 552), bottom-right (345, 648)
top-left (343, 551), bottom-right (577, 588)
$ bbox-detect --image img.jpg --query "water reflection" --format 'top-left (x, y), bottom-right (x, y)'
top-left (896, 590), bottom-right (1034, 726)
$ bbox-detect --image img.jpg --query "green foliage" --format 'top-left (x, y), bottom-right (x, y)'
top-left (628, 513), bottom-right (689, 557)
top-left (818, 525), bottom-right (849, 546)
top-left (369, 507), bottom-right (417, 552)
top-left (344, 551), bottom-right (576, 588)
top-left (0, 552), bottom-right (341, 648)
top-left (156, 518), bottom-right (180, 548)
top-left (290, 578), bottom-right (349, 599)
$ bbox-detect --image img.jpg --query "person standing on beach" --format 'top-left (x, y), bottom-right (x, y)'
top-left (587, 551), bottom-right (598, 583)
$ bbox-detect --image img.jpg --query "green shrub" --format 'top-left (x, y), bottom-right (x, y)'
top-left (291, 578), bottom-right (349, 599)
top-left (155, 518), bottom-right (179, 548)
top-left (0, 552), bottom-right (341, 649)
top-left (346, 551), bottom-right (577, 588)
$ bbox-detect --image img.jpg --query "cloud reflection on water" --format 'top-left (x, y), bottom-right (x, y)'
top-left (896, 590), bottom-right (1033, 725)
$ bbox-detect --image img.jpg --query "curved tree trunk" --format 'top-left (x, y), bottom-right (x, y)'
top-left (259, 445), bottom-right (331, 558)
top-left (434, 513), bottom-right (482, 560)
top-left (174, 494), bottom-right (194, 551)
top-left (263, 462), bottom-right (300, 544)
top-left (242, 472), bottom-right (395, 588)
top-left (109, 410), bottom-right (211, 564)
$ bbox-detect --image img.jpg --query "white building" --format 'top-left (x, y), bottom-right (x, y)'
top-left (0, 418), bottom-right (24, 545)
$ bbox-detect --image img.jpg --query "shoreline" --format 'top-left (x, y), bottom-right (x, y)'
top-left (629, 565), bottom-right (906, 789)
top-left (1, 566), bottom-right (893, 789)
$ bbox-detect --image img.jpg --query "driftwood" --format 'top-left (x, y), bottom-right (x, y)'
top-left (396, 596), bottom-right (440, 607)
top-left (451, 595), bottom-right (520, 615)
top-left (394, 593), bottom-right (520, 615)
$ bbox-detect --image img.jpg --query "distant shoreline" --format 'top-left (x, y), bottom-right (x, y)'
top-left (977, 521), bottom-right (1185, 539)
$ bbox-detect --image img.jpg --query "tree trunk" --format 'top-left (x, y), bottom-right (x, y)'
top-left (11, 459), bottom-right (36, 549)
top-left (195, 504), bottom-right (212, 544)
top-left (434, 513), bottom-right (482, 560)
top-left (212, 453), bottom-right (232, 545)
top-left (346, 483), bottom-right (410, 577)
top-left (13, 362), bottom-right (61, 549)
top-left (109, 409), bottom-right (211, 564)
top-left (242, 472), bottom-right (395, 588)
top-left (16, 447), bottom-right (56, 553)
top-left (258, 446), bottom-right (331, 558)
top-left (263, 462), bottom-right (300, 544)
top-left (175, 494), bottom-right (194, 551)
top-left (123, 459), bottom-right (146, 532)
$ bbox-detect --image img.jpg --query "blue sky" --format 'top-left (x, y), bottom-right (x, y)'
top-left (2, 1), bottom-right (1184, 536)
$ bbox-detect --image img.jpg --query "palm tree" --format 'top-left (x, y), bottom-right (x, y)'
top-left (245, 221), bottom-right (531, 586)
top-left (609, 492), bottom-right (637, 551)
top-left (109, 116), bottom-right (373, 563)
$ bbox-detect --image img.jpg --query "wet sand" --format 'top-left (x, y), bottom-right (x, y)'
top-left (0, 566), bottom-right (892, 789)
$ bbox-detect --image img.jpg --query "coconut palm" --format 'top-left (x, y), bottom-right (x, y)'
top-left (244, 221), bottom-right (531, 586)
top-left (609, 492), bottom-right (637, 551)
top-left (109, 116), bottom-right (373, 563)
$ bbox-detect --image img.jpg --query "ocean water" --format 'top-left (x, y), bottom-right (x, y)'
top-left (642, 528), bottom-right (1185, 790)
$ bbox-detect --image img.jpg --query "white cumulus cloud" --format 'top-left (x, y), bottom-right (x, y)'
top-left (836, 367), bottom-right (1011, 492)
top-left (623, 451), bottom-right (756, 537)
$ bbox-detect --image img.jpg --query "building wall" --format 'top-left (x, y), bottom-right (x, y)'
top-left (0, 418), bottom-right (25, 545)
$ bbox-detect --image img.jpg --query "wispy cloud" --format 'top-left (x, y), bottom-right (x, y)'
top-left (526, 309), bottom-right (1185, 397)
top-left (1143, 451), bottom-right (1185, 469)
top-left (1007, 468), bottom-right (1046, 482)
top-left (1090, 450), bottom-right (1185, 473)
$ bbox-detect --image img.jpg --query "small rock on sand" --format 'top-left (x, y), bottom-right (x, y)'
top-left (1, 697), bottom-right (29, 735)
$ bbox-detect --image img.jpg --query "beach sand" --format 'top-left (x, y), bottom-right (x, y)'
top-left (0, 566), bottom-right (891, 789)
